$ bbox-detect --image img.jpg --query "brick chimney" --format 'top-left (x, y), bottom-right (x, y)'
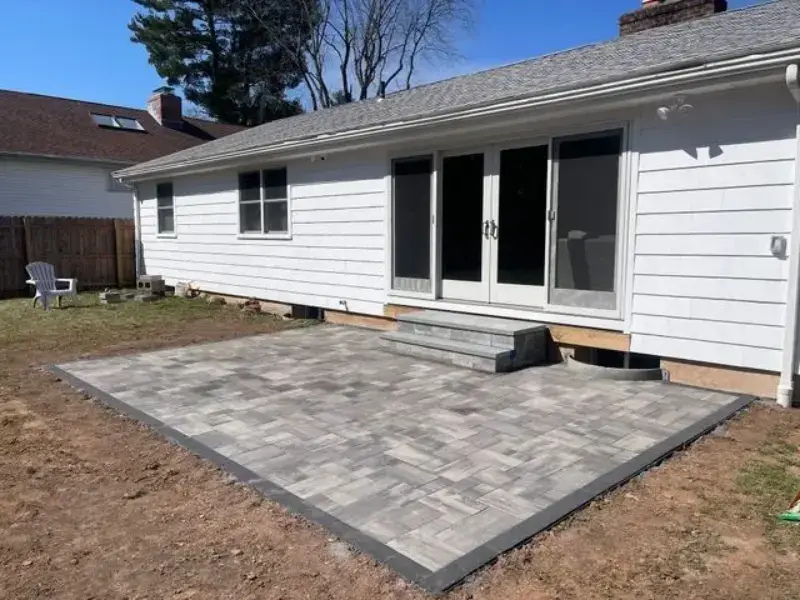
top-left (147, 86), bottom-right (183, 128)
top-left (619, 0), bottom-right (727, 36)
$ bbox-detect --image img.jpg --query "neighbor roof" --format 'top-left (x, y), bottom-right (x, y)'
top-left (119, 0), bottom-right (800, 177)
top-left (0, 90), bottom-right (245, 165)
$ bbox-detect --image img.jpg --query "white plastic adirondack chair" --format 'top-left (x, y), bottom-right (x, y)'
top-left (25, 262), bottom-right (77, 310)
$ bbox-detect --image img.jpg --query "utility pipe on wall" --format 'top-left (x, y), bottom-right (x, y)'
top-left (132, 184), bottom-right (143, 280)
top-left (777, 64), bottom-right (800, 408)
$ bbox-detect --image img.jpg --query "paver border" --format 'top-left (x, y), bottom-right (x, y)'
top-left (48, 364), bottom-right (753, 595)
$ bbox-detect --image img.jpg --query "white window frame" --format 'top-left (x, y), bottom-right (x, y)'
top-left (385, 118), bottom-right (631, 321)
top-left (237, 167), bottom-right (291, 240)
top-left (156, 182), bottom-right (176, 237)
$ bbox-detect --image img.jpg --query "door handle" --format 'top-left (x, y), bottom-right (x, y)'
top-left (483, 220), bottom-right (490, 239)
top-left (490, 219), bottom-right (498, 240)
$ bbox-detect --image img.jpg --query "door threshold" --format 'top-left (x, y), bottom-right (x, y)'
top-left (386, 295), bottom-right (624, 331)
top-left (441, 297), bottom-right (545, 312)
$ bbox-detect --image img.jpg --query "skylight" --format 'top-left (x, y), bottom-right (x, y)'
top-left (90, 113), bottom-right (145, 131)
top-left (115, 116), bottom-right (144, 131)
top-left (91, 113), bottom-right (116, 127)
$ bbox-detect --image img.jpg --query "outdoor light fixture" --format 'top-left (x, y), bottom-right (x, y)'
top-left (656, 95), bottom-right (694, 120)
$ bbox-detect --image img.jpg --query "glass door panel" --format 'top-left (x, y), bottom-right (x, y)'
top-left (550, 130), bottom-right (623, 310)
top-left (490, 144), bottom-right (549, 307)
top-left (440, 152), bottom-right (490, 302)
top-left (392, 156), bottom-right (433, 293)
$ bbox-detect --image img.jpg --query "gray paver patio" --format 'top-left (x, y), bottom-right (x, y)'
top-left (56, 325), bottom-right (741, 579)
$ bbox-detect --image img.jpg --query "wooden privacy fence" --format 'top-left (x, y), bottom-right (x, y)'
top-left (0, 216), bottom-right (135, 297)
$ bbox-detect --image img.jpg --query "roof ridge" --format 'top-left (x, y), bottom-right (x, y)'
top-left (118, 0), bottom-right (799, 177)
top-left (0, 88), bottom-right (152, 115)
top-left (383, 0), bottom-right (780, 100)
top-left (0, 88), bottom-right (244, 130)
top-left (184, 114), bottom-right (238, 126)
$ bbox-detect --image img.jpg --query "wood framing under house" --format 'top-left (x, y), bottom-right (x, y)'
top-left (324, 309), bottom-right (396, 331)
top-left (661, 359), bottom-right (783, 400)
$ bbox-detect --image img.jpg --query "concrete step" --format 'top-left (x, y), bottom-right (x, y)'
top-left (395, 310), bottom-right (548, 364)
top-left (383, 311), bottom-right (549, 373)
top-left (381, 330), bottom-right (516, 373)
top-left (397, 310), bottom-right (546, 339)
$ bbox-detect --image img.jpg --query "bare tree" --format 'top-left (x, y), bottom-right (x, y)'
top-left (240, 0), bottom-right (475, 110)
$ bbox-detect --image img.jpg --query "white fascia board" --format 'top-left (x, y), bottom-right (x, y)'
top-left (116, 47), bottom-right (800, 182)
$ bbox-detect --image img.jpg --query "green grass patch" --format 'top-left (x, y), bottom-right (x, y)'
top-left (736, 425), bottom-right (800, 550)
top-left (0, 293), bottom-right (305, 357)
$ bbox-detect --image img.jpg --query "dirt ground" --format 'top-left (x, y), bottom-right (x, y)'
top-left (1, 294), bottom-right (800, 599)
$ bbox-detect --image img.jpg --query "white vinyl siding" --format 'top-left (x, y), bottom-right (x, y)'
top-left (132, 80), bottom-right (800, 375)
top-left (138, 151), bottom-right (387, 316)
top-left (0, 156), bottom-right (133, 218)
top-left (628, 84), bottom-right (797, 373)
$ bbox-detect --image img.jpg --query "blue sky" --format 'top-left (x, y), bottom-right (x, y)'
top-left (0, 0), bottom-right (768, 110)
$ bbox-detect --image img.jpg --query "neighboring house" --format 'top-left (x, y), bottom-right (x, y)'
top-left (117, 0), bottom-right (800, 403)
top-left (0, 88), bottom-right (243, 219)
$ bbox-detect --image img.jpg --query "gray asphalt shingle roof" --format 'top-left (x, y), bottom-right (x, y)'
top-left (120, 0), bottom-right (800, 177)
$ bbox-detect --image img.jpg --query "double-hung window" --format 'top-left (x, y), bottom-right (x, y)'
top-left (156, 182), bottom-right (174, 234)
top-left (238, 167), bottom-right (289, 236)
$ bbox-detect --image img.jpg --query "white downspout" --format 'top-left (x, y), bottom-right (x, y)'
top-left (132, 184), bottom-right (143, 279)
top-left (777, 64), bottom-right (800, 408)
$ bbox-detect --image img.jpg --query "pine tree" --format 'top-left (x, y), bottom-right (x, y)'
top-left (130, 0), bottom-right (307, 125)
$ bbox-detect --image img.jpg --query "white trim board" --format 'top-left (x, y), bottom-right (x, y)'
top-left (385, 295), bottom-right (625, 332)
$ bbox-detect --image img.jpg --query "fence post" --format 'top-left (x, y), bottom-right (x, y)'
top-left (22, 216), bottom-right (33, 264)
top-left (114, 219), bottom-right (124, 288)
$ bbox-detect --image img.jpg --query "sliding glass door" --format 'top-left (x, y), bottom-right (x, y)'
top-left (390, 127), bottom-right (625, 313)
top-left (437, 145), bottom-right (550, 307)
top-left (549, 129), bottom-right (623, 310)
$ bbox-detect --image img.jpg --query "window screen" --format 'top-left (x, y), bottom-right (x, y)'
top-left (392, 156), bottom-right (432, 291)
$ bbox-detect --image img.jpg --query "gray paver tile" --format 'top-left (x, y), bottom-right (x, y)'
top-left (56, 324), bottom-right (740, 573)
top-left (435, 507), bottom-right (520, 553)
top-left (387, 532), bottom-right (463, 572)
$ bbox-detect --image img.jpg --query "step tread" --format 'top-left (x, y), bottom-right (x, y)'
top-left (397, 310), bottom-right (547, 336)
top-left (381, 330), bottom-right (512, 359)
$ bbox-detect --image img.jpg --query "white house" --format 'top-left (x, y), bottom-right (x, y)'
top-left (117, 0), bottom-right (800, 405)
top-left (0, 88), bottom-right (243, 219)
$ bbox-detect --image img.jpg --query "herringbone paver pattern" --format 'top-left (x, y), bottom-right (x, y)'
top-left (58, 325), bottom-right (736, 571)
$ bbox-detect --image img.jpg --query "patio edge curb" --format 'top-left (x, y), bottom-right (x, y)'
top-left (46, 365), bottom-right (436, 588)
top-left (423, 392), bottom-right (755, 593)
top-left (47, 364), bottom-right (754, 595)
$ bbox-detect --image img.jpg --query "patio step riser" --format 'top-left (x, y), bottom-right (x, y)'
top-left (395, 319), bottom-right (549, 366)
top-left (381, 338), bottom-right (512, 373)
top-left (514, 327), bottom-right (549, 367)
top-left (383, 310), bottom-right (550, 373)
top-left (396, 320), bottom-right (515, 349)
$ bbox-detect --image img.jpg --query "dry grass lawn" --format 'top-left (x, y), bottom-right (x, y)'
top-left (1, 293), bottom-right (800, 599)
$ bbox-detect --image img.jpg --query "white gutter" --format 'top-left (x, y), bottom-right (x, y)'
top-left (778, 63), bottom-right (800, 408)
top-left (117, 46), bottom-right (800, 181)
